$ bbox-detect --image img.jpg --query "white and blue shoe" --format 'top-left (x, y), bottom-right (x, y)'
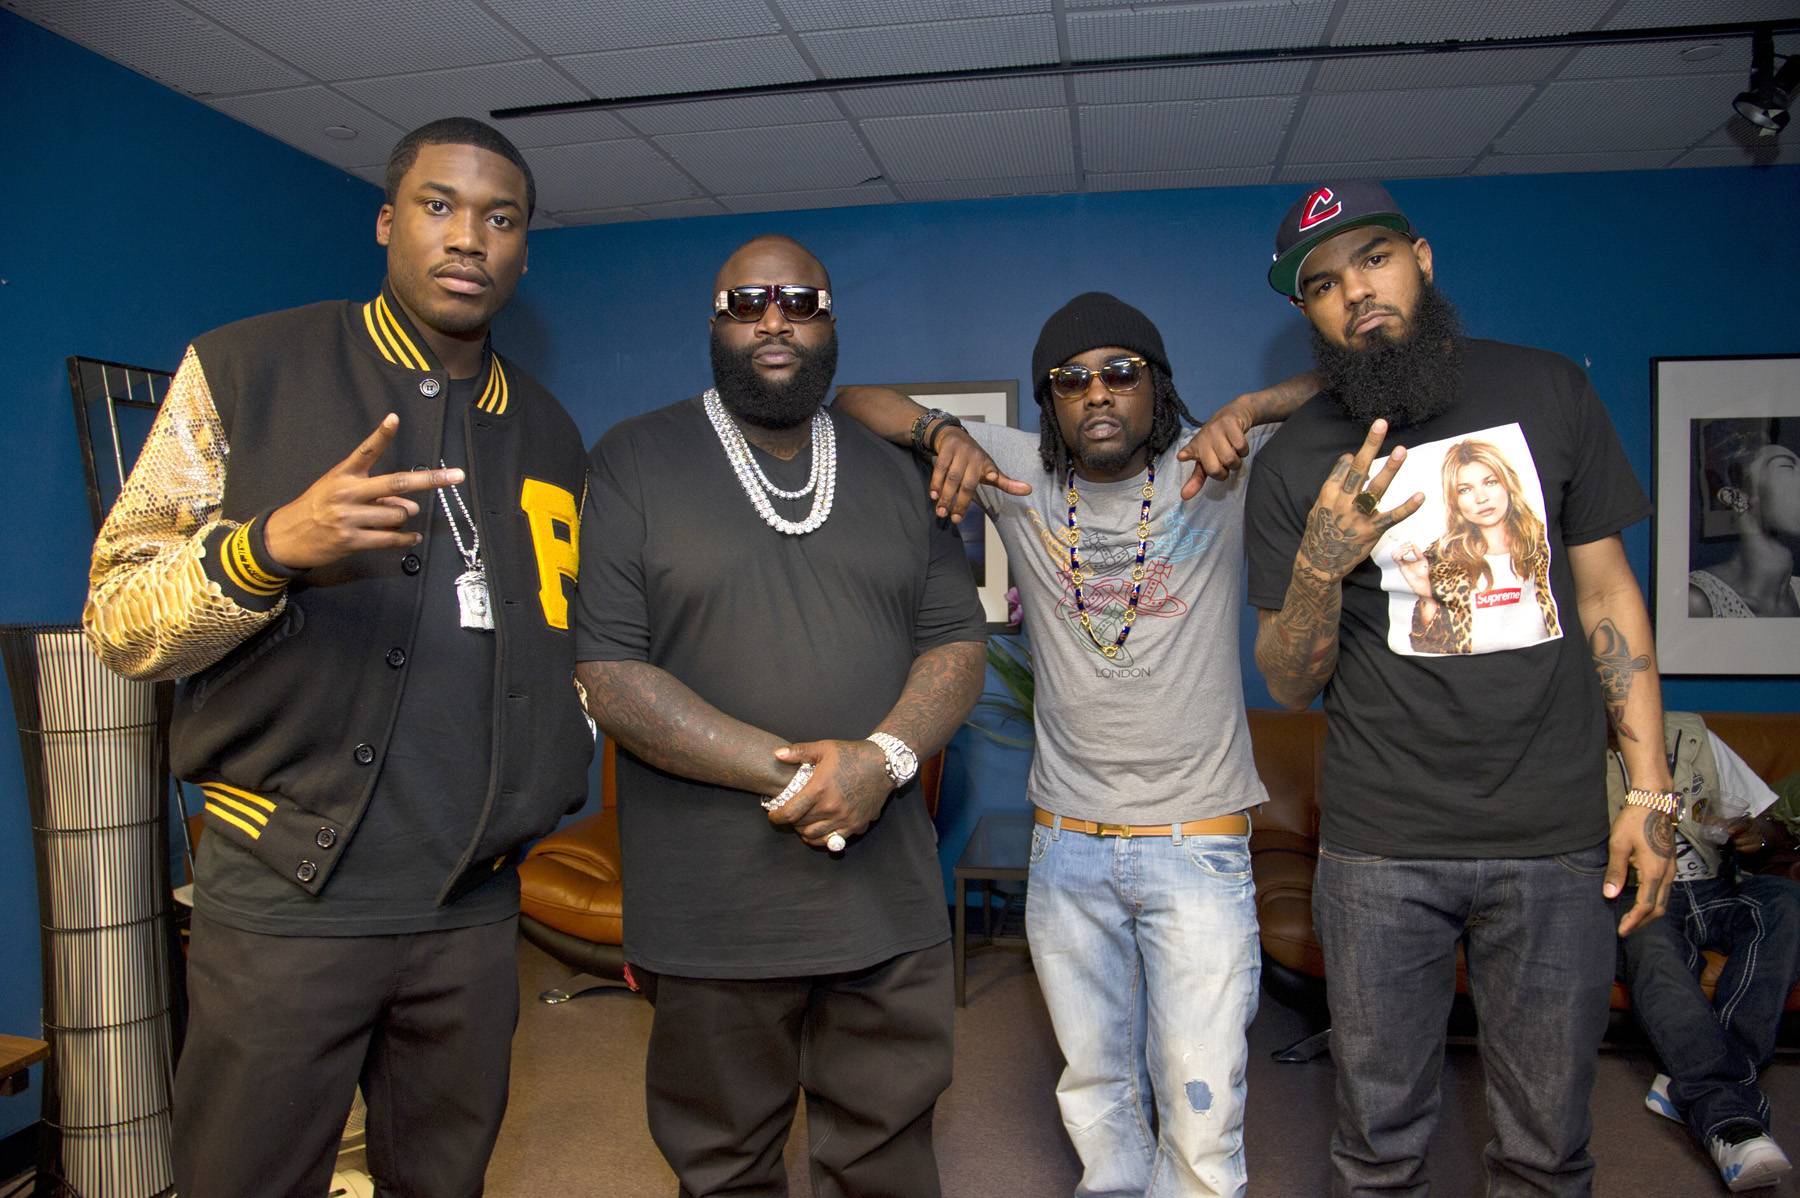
top-left (1644, 1073), bottom-right (1682, 1123)
top-left (1709, 1131), bottom-right (1792, 1192)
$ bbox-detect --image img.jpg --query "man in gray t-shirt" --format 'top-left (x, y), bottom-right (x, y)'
top-left (836, 292), bottom-right (1308, 1198)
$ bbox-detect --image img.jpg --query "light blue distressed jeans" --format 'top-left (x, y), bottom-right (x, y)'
top-left (1026, 812), bottom-right (1261, 1198)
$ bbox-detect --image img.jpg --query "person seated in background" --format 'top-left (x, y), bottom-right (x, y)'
top-left (1612, 711), bottom-right (1800, 1192)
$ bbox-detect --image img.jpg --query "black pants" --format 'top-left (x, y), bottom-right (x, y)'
top-left (173, 912), bottom-right (520, 1198)
top-left (639, 941), bottom-right (953, 1198)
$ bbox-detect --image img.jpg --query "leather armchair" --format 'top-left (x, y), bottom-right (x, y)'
top-left (1246, 708), bottom-right (1800, 1060)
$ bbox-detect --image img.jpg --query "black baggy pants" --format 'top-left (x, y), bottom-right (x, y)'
top-left (172, 912), bottom-right (520, 1198)
top-left (638, 940), bottom-right (954, 1198)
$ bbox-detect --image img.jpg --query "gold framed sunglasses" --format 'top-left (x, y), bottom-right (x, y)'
top-left (1047, 355), bottom-right (1148, 399)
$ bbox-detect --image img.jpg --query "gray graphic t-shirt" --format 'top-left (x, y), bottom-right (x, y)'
top-left (970, 422), bottom-right (1269, 824)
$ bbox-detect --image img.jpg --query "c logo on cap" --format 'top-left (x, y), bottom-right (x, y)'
top-left (1297, 187), bottom-right (1342, 232)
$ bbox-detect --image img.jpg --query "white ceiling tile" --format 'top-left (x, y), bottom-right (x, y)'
top-left (774, 0), bottom-right (1048, 33)
top-left (655, 123), bottom-right (880, 192)
top-left (1497, 75), bottom-right (1746, 153)
top-left (800, 14), bottom-right (1058, 78)
top-left (548, 206), bottom-right (651, 225)
top-left (556, 37), bottom-right (812, 100)
top-left (1287, 85), bottom-right (1535, 161)
top-left (1069, 1), bottom-right (1332, 60)
top-left (717, 182), bottom-right (897, 212)
top-left (528, 139), bottom-right (701, 209)
top-left (1277, 156), bottom-right (1474, 183)
top-left (7, 0), bottom-right (308, 95)
top-left (207, 87), bottom-right (407, 169)
top-left (486, 108), bottom-right (637, 150)
top-left (1332, 0), bottom-right (1618, 45)
top-left (893, 173), bottom-right (1077, 201)
top-left (1086, 166), bottom-right (1273, 191)
top-left (348, 163), bottom-right (387, 187)
top-left (185, 0), bottom-right (531, 80)
top-left (1674, 142), bottom-right (1800, 168)
top-left (1605, 1), bottom-right (1800, 27)
top-left (529, 211), bottom-right (562, 228)
top-left (1558, 40), bottom-right (1756, 81)
top-left (860, 109), bottom-right (1074, 180)
top-left (1313, 48), bottom-right (1570, 92)
top-left (622, 94), bottom-right (845, 135)
top-left (482, 0), bottom-right (781, 55)
top-left (1072, 61), bottom-right (1310, 104)
top-left (1079, 97), bottom-right (1294, 171)
top-left (1472, 149), bottom-right (1682, 174)
top-left (336, 61), bottom-right (586, 135)
top-left (836, 76), bottom-right (1065, 118)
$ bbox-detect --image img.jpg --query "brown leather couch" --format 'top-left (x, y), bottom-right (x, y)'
top-left (1247, 708), bottom-right (1800, 1055)
top-left (518, 740), bottom-right (945, 997)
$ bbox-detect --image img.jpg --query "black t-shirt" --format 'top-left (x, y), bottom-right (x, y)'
top-left (195, 376), bottom-right (514, 934)
top-left (575, 395), bottom-right (986, 979)
top-left (1244, 340), bottom-right (1651, 858)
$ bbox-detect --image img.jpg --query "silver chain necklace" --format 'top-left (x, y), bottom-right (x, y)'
top-left (436, 460), bottom-right (493, 630)
top-left (703, 388), bottom-right (837, 535)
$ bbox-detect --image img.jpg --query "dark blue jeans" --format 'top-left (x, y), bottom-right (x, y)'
top-left (1313, 841), bottom-right (1616, 1197)
top-left (1618, 870), bottom-right (1800, 1144)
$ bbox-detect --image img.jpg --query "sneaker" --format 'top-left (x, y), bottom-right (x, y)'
top-left (1645, 1073), bottom-right (1681, 1123)
top-left (1709, 1130), bottom-right (1792, 1192)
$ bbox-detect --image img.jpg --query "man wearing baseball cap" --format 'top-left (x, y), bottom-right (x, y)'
top-left (1243, 181), bottom-right (1677, 1195)
top-left (837, 293), bottom-right (1314, 1196)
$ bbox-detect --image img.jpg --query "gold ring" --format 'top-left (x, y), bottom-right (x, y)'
top-left (1353, 491), bottom-right (1379, 516)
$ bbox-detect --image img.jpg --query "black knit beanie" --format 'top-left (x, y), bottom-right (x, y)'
top-left (1030, 292), bottom-right (1171, 386)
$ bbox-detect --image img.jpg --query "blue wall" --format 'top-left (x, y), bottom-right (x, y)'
top-left (6, 2), bottom-right (1799, 1143)
top-left (0, 9), bottom-right (385, 1138)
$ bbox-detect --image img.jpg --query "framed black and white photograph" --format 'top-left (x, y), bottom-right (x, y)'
top-left (868, 380), bottom-right (1019, 634)
top-left (1651, 355), bottom-right (1800, 676)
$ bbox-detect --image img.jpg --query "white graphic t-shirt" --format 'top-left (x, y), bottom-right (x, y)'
top-left (1372, 422), bottom-right (1563, 657)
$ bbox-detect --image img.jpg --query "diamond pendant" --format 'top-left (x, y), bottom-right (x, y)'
top-left (456, 567), bottom-right (494, 631)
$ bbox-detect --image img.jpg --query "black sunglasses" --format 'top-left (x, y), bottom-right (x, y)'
top-left (1047, 355), bottom-right (1148, 399)
top-left (713, 284), bottom-right (834, 323)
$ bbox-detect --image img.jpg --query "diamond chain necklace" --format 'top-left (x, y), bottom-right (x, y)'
top-left (703, 388), bottom-right (837, 535)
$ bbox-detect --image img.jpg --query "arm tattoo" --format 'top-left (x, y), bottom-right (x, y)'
top-left (878, 641), bottom-right (987, 758)
top-left (575, 659), bottom-right (790, 794)
top-left (1589, 617), bottom-right (1650, 743)
top-left (1255, 565), bottom-right (1343, 710)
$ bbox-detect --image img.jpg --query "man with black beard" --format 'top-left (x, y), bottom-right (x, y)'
top-left (573, 234), bottom-right (988, 1197)
top-left (1244, 182), bottom-right (1677, 1196)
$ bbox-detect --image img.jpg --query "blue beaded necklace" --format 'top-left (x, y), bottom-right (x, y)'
top-left (1065, 461), bottom-right (1155, 661)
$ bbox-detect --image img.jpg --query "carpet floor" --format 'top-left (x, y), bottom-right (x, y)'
top-left (486, 938), bottom-right (1796, 1197)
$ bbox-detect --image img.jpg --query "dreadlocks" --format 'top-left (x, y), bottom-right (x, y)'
top-left (1033, 363), bottom-right (1202, 475)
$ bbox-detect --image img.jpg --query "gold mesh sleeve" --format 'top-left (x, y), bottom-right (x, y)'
top-left (83, 345), bottom-right (288, 681)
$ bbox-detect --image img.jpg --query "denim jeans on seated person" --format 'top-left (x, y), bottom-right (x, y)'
top-left (1025, 814), bottom-right (1260, 1198)
top-left (1313, 841), bottom-right (1616, 1198)
top-left (1619, 870), bottom-right (1800, 1144)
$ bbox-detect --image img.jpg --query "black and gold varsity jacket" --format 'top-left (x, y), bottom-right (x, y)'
top-left (84, 284), bottom-right (593, 902)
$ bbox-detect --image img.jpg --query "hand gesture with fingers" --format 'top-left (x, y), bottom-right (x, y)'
top-left (1177, 402), bottom-right (1253, 495)
top-left (1297, 419), bottom-right (1425, 582)
top-left (927, 427), bottom-right (1032, 523)
top-left (766, 739), bottom-right (893, 849)
top-left (263, 415), bottom-right (464, 570)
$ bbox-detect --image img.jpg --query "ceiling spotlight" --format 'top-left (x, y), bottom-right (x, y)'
top-left (323, 125), bottom-right (359, 140)
top-left (1680, 43), bottom-right (1723, 63)
top-left (1733, 30), bottom-right (1799, 136)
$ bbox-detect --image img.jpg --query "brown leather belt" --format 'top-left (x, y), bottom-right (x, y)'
top-left (1034, 807), bottom-right (1249, 838)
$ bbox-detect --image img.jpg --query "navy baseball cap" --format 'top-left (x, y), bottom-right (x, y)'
top-left (1268, 181), bottom-right (1413, 299)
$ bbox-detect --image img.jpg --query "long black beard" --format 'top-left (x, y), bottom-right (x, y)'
top-left (709, 326), bottom-right (840, 429)
top-left (1310, 284), bottom-right (1465, 429)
